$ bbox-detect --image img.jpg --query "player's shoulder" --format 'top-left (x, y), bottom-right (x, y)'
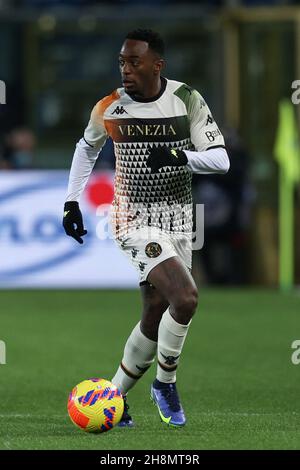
top-left (167, 79), bottom-right (204, 108)
top-left (166, 78), bottom-right (193, 94)
top-left (93, 87), bottom-right (134, 117)
top-left (93, 89), bottom-right (121, 115)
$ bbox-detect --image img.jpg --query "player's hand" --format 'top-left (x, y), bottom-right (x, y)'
top-left (146, 145), bottom-right (188, 173)
top-left (63, 201), bottom-right (87, 244)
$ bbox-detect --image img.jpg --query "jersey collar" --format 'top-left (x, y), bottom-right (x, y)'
top-left (125, 77), bottom-right (167, 103)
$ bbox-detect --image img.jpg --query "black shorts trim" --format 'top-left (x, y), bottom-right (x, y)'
top-left (139, 280), bottom-right (155, 289)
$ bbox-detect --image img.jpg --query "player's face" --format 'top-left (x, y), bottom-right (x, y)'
top-left (119, 39), bottom-right (164, 97)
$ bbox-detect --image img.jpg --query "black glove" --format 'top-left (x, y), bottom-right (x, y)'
top-left (146, 145), bottom-right (188, 173)
top-left (63, 201), bottom-right (87, 244)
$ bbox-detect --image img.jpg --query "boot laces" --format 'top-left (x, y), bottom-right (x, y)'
top-left (161, 383), bottom-right (181, 412)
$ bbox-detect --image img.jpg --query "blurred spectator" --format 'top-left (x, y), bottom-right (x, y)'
top-left (0, 127), bottom-right (36, 169)
top-left (193, 127), bottom-right (255, 285)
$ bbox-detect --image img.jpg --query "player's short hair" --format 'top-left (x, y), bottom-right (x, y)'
top-left (125, 29), bottom-right (165, 58)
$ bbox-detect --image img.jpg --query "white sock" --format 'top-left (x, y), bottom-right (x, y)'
top-left (156, 308), bottom-right (191, 384)
top-left (111, 321), bottom-right (157, 395)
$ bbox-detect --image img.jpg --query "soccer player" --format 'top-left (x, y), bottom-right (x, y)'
top-left (63, 29), bottom-right (229, 428)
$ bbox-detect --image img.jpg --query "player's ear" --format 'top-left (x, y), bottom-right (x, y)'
top-left (154, 59), bottom-right (165, 75)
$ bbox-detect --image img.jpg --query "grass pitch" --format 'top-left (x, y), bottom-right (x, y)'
top-left (0, 288), bottom-right (299, 450)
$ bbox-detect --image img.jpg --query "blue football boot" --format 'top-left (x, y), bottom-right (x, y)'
top-left (118, 395), bottom-right (134, 427)
top-left (150, 379), bottom-right (186, 427)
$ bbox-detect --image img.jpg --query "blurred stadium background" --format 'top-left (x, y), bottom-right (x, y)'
top-left (1, 0), bottom-right (300, 287)
top-left (1, 0), bottom-right (300, 451)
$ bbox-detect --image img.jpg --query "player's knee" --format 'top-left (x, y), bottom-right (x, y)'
top-left (184, 288), bottom-right (198, 316)
top-left (173, 287), bottom-right (198, 318)
top-left (190, 288), bottom-right (198, 312)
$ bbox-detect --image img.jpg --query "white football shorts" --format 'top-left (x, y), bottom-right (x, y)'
top-left (115, 226), bottom-right (192, 284)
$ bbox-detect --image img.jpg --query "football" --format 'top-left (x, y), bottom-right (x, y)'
top-left (67, 378), bottom-right (124, 433)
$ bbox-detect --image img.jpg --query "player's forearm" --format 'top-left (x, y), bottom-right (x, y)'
top-left (185, 147), bottom-right (230, 175)
top-left (65, 138), bottom-right (99, 202)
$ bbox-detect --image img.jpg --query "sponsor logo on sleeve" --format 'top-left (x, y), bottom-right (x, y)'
top-left (205, 128), bottom-right (221, 142)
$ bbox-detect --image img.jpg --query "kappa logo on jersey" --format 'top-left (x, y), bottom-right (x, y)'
top-left (205, 114), bottom-right (215, 126)
top-left (112, 106), bottom-right (128, 115)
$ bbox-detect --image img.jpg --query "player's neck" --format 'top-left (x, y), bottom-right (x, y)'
top-left (129, 77), bottom-right (166, 103)
top-left (139, 77), bottom-right (162, 99)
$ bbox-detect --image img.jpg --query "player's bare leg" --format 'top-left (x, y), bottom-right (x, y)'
top-left (140, 282), bottom-right (169, 341)
top-left (147, 256), bottom-right (198, 427)
top-left (148, 256), bottom-right (198, 325)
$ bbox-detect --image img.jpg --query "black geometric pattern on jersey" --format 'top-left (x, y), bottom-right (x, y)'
top-left (111, 137), bottom-right (194, 236)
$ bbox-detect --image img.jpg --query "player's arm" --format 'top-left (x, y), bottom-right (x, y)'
top-left (63, 102), bottom-right (108, 244)
top-left (183, 88), bottom-right (229, 174)
top-left (146, 88), bottom-right (230, 175)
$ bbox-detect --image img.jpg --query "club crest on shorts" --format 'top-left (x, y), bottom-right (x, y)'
top-left (145, 242), bottom-right (162, 258)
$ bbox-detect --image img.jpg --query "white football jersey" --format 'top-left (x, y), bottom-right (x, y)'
top-left (83, 77), bottom-right (225, 237)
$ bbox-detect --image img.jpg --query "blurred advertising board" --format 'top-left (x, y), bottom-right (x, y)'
top-left (0, 170), bottom-right (138, 288)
